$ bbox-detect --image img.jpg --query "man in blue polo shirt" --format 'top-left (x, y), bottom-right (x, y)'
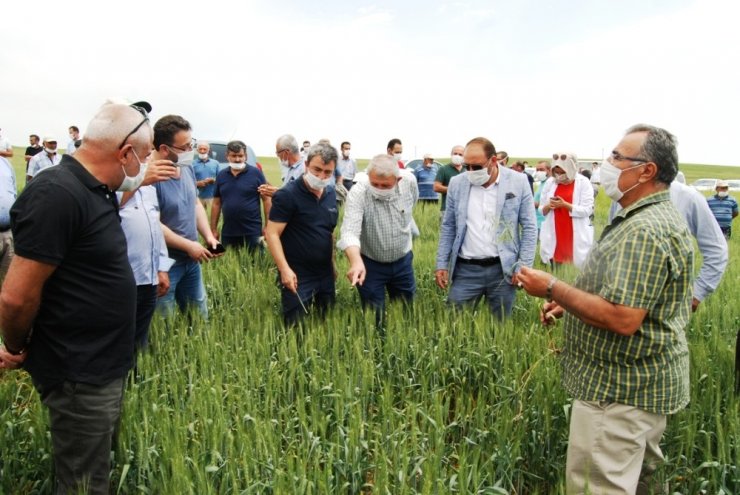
top-left (264, 142), bottom-right (339, 325)
top-left (414, 153), bottom-right (439, 204)
top-left (707, 180), bottom-right (738, 239)
top-left (211, 140), bottom-right (271, 251)
top-left (193, 141), bottom-right (220, 211)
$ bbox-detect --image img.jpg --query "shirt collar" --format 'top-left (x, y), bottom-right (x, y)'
top-left (61, 154), bottom-right (112, 193)
top-left (615, 189), bottom-right (670, 221)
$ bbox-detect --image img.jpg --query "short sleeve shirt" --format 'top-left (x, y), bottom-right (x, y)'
top-left (193, 158), bottom-right (220, 199)
top-left (269, 178), bottom-right (338, 277)
top-left (155, 165), bottom-right (198, 261)
top-left (706, 195), bottom-right (738, 228)
top-left (560, 191), bottom-right (693, 415)
top-left (214, 166), bottom-right (266, 237)
top-left (11, 156), bottom-right (136, 389)
top-left (435, 163), bottom-right (462, 210)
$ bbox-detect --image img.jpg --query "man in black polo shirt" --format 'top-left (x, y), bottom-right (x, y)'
top-left (0, 102), bottom-right (149, 493)
top-left (264, 142), bottom-right (339, 325)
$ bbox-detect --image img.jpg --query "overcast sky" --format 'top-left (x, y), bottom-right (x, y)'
top-left (3, 0), bottom-right (739, 165)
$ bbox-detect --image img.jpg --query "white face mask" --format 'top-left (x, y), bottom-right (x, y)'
top-left (369, 184), bottom-right (396, 200)
top-left (533, 171), bottom-right (547, 182)
top-left (44, 147), bottom-right (57, 154)
top-left (718, 191), bottom-right (729, 198)
top-left (393, 153), bottom-right (403, 162)
top-left (600, 159), bottom-right (644, 202)
top-left (118, 149), bottom-right (148, 191)
top-left (451, 155), bottom-right (464, 166)
top-left (229, 161), bottom-right (246, 171)
top-left (342, 150), bottom-right (350, 158)
top-left (554, 172), bottom-right (569, 184)
top-left (175, 150), bottom-right (194, 167)
top-left (304, 171), bottom-right (332, 191)
top-left (280, 159), bottom-right (290, 168)
top-left (466, 168), bottom-right (490, 186)
top-left (198, 153), bottom-right (209, 160)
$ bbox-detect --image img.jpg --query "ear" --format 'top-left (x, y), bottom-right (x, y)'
top-left (118, 144), bottom-right (132, 162)
top-left (639, 162), bottom-right (659, 182)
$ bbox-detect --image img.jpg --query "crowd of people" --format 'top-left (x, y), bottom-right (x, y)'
top-left (0, 104), bottom-right (735, 493)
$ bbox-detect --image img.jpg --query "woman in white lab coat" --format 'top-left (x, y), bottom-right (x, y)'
top-left (538, 153), bottom-right (594, 268)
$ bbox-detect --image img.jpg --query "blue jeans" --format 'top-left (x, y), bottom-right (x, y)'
top-left (358, 251), bottom-right (416, 310)
top-left (157, 259), bottom-right (208, 319)
top-left (281, 272), bottom-right (335, 325)
top-left (448, 261), bottom-right (515, 319)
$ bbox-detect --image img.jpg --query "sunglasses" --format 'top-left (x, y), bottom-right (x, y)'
top-left (552, 153), bottom-right (568, 161)
top-left (464, 163), bottom-right (486, 171)
top-left (118, 105), bottom-right (150, 149)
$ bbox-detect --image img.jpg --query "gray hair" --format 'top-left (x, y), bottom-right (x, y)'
top-left (196, 140), bottom-right (210, 149)
top-left (276, 134), bottom-right (299, 154)
top-left (625, 124), bottom-right (678, 185)
top-left (306, 142), bottom-right (338, 167)
top-left (366, 154), bottom-right (400, 178)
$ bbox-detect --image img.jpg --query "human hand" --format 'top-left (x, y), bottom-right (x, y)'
top-left (516, 266), bottom-right (554, 299)
top-left (142, 159), bottom-right (178, 186)
top-left (157, 271), bottom-right (170, 297)
top-left (691, 297), bottom-right (700, 312)
top-left (540, 301), bottom-right (564, 325)
top-left (186, 240), bottom-right (214, 262)
top-left (258, 184), bottom-right (278, 198)
top-left (346, 261), bottom-right (366, 287)
top-left (280, 267), bottom-right (298, 294)
top-left (0, 345), bottom-right (27, 369)
top-left (435, 269), bottom-right (449, 290)
top-left (549, 196), bottom-right (566, 209)
top-left (205, 237), bottom-right (225, 258)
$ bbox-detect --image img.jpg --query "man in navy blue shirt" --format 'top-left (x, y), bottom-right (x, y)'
top-left (264, 142), bottom-right (339, 325)
top-left (211, 140), bottom-right (271, 251)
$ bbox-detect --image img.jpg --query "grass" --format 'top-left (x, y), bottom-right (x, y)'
top-left (0, 147), bottom-right (738, 493)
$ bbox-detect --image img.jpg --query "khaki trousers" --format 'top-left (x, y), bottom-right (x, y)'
top-left (566, 399), bottom-right (666, 495)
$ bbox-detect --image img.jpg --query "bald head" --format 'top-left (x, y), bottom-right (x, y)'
top-left (82, 103), bottom-right (152, 152)
top-left (74, 102), bottom-right (153, 190)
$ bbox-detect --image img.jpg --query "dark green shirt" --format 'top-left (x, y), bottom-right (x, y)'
top-left (560, 190), bottom-right (693, 415)
top-left (434, 163), bottom-right (462, 211)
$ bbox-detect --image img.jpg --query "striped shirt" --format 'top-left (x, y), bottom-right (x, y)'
top-left (337, 169), bottom-right (418, 263)
top-left (560, 190), bottom-right (693, 415)
top-left (706, 194), bottom-right (738, 228)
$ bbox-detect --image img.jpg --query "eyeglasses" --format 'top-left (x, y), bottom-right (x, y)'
top-left (611, 150), bottom-right (648, 163)
top-left (464, 163), bottom-right (486, 171)
top-left (168, 142), bottom-right (193, 152)
top-left (118, 105), bottom-right (150, 149)
top-left (552, 153), bottom-right (568, 161)
top-left (276, 148), bottom-right (289, 156)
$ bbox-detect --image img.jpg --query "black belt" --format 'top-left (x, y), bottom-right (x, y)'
top-left (457, 256), bottom-right (500, 266)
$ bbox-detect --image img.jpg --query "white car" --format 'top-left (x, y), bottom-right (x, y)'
top-left (690, 178), bottom-right (718, 191)
top-left (727, 179), bottom-right (740, 192)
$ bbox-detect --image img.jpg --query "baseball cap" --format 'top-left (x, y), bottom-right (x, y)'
top-left (423, 153), bottom-right (433, 159)
top-left (717, 180), bottom-right (729, 188)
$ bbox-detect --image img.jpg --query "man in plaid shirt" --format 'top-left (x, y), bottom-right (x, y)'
top-left (337, 154), bottom-right (418, 324)
top-left (518, 124), bottom-right (693, 494)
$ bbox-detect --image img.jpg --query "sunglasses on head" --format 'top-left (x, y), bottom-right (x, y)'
top-left (552, 153), bottom-right (568, 161)
top-left (118, 105), bottom-right (150, 150)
